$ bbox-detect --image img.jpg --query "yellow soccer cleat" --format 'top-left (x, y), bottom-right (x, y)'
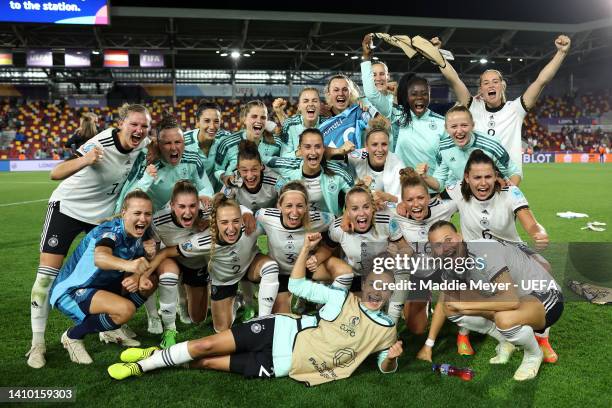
top-left (120, 346), bottom-right (159, 363)
top-left (107, 363), bottom-right (142, 380)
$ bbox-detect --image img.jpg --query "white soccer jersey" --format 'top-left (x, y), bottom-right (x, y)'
top-left (461, 240), bottom-right (559, 298)
top-left (302, 172), bottom-right (324, 211)
top-left (222, 168), bottom-right (285, 212)
top-left (178, 227), bottom-right (261, 286)
top-left (255, 208), bottom-right (333, 274)
top-left (446, 181), bottom-right (529, 243)
top-left (469, 96), bottom-right (527, 173)
top-left (151, 205), bottom-right (207, 270)
top-left (392, 198), bottom-right (458, 250)
top-left (328, 213), bottom-right (403, 275)
top-left (347, 149), bottom-right (404, 200)
top-left (49, 128), bottom-right (149, 224)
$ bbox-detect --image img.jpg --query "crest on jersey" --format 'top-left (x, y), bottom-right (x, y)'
top-left (488, 120), bottom-right (495, 128)
top-left (480, 218), bottom-right (490, 228)
top-left (285, 243), bottom-right (295, 251)
top-left (429, 120), bottom-right (437, 130)
top-left (251, 322), bottom-right (262, 334)
top-left (418, 228), bottom-right (427, 239)
top-left (181, 241), bottom-right (193, 251)
top-left (328, 182), bottom-right (338, 192)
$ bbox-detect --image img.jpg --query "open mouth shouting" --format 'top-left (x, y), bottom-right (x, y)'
top-left (335, 96), bottom-right (347, 109)
top-left (133, 222), bottom-right (147, 236)
top-left (223, 227), bottom-right (239, 243)
top-left (410, 206), bottom-right (425, 220)
top-left (486, 89), bottom-right (497, 102)
top-left (180, 213), bottom-right (194, 228)
top-left (305, 154), bottom-right (320, 168)
top-left (355, 216), bottom-right (369, 231)
top-left (130, 132), bottom-right (143, 148)
top-left (244, 174), bottom-right (259, 189)
top-left (475, 185), bottom-right (492, 199)
top-left (413, 102), bottom-right (426, 115)
top-left (453, 132), bottom-right (469, 146)
top-left (251, 122), bottom-right (264, 136)
top-left (286, 213), bottom-right (301, 228)
top-left (304, 106), bottom-right (317, 120)
top-left (168, 151), bottom-right (181, 165)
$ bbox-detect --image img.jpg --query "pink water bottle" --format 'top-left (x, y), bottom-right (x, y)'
top-left (432, 363), bottom-right (474, 381)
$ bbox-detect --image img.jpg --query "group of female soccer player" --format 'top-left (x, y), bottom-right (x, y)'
top-left (25, 33), bottom-right (571, 385)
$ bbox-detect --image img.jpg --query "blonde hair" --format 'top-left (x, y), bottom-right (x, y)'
top-left (278, 181), bottom-right (311, 230)
top-left (78, 112), bottom-right (98, 141)
top-left (479, 69), bottom-right (507, 104)
top-left (399, 167), bottom-right (430, 201)
top-left (444, 104), bottom-right (474, 124)
top-left (365, 115), bottom-right (391, 143)
top-left (325, 74), bottom-right (361, 106)
top-left (117, 103), bottom-right (151, 122)
top-left (240, 100), bottom-right (275, 144)
top-left (344, 180), bottom-right (377, 234)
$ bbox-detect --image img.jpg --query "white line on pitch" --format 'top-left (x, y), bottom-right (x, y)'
top-left (0, 198), bottom-right (48, 207)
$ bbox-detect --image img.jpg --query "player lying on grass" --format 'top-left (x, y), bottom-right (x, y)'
top-left (108, 233), bottom-right (403, 385)
top-left (416, 221), bottom-right (563, 381)
top-left (49, 191), bottom-right (158, 365)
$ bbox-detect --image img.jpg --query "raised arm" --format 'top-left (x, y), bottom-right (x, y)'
top-left (431, 37), bottom-right (471, 106)
top-left (522, 35), bottom-right (571, 110)
top-left (361, 34), bottom-right (393, 118)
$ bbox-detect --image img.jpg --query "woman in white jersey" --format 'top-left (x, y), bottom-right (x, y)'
top-left (148, 193), bottom-right (279, 333)
top-left (445, 149), bottom-right (556, 362)
top-left (434, 35), bottom-right (571, 170)
top-left (345, 116), bottom-right (405, 207)
top-left (27, 103), bottom-right (151, 369)
top-left (387, 168), bottom-right (457, 332)
top-left (149, 181), bottom-right (210, 349)
top-left (255, 181), bottom-right (335, 313)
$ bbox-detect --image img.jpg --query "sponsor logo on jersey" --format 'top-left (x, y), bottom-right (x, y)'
top-left (333, 348), bottom-right (356, 368)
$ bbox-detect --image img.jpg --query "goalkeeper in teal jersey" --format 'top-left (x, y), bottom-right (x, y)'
top-left (116, 113), bottom-right (214, 212)
top-left (214, 101), bottom-right (282, 186)
top-left (419, 105), bottom-right (522, 192)
top-left (183, 101), bottom-right (232, 192)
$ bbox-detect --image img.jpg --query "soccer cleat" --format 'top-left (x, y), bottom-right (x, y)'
top-left (178, 304), bottom-right (192, 324)
top-left (536, 336), bottom-right (558, 363)
top-left (513, 349), bottom-right (544, 381)
top-left (457, 333), bottom-right (475, 356)
top-left (99, 328), bottom-right (141, 347)
top-left (26, 344), bottom-right (46, 369)
top-left (242, 305), bottom-right (256, 322)
top-left (147, 316), bottom-right (163, 334)
top-left (120, 346), bottom-right (159, 363)
top-left (160, 329), bottom-right (178, 349)
top-left (107, 362), bottom-right (142, 380)
top-left (121, 324), bottom-right (137, 339)
top-left (489, 342), bottom-right (516, 364)
top-left (61, 331), bottom-right (93, 365)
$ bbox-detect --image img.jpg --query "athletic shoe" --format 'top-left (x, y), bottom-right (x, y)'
top-left (99, 329), bottom-right (141, 347)
top-left (120, 346), bottom-right (159, 363)
top-left (242, 305), bottom-right (256, 322)
top-left (513, 349), bottom-right (544, 381)
top-left (178, 304), bottom-right (192, 324)
top-left (107, 362), bottom-right (142, 380)
top-left (147, 316), bottom-right (163, 334)
top-left (489, 342), bottom-right (516, 364)
top-left (536, 336), bottom-right (558, 363)
top-left (457, 333), bottom-right (475, 356)
top-left (26, 344), bottom-right (46, 369)
top-left (160, 329), bottom-right (178, 349)
top-left (61, 331), bottom-right (93, 364)
top-left (121, 324), bottom-right (137, 339)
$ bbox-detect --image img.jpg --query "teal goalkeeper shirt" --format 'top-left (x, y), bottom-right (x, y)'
top-left (271, 277), bottom-right (396, 377)
top-left (394, 109), bottom-right (446, 175)
top-left (214, 130), bottom-right (282, 182)
top-left (432, 131), bottom-right (523, 191)
top-left (183, 128), bottom-right (231, 192)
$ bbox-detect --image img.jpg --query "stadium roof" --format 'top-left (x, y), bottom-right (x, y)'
top-left (0, 1), bottom-right (610, 85)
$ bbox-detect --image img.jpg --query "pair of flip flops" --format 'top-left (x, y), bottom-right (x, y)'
top-left (374, 33), bottom-right (447, 68)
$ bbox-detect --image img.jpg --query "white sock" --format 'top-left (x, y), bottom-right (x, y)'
top-left (31, 266), bottom-right (59, 345)
top-left (258, 261), bottom-right (279, 316)
top-left (144, 291), bottom-right (159, 321)
top-left (458, 327), bottom-right (470, 336)
top-left (240, 281), bottom-right (256, 307)
top-left (497, 325), bottom-right (540, 356)
top-left (158, 273), bottom-right (179, 330)
top-left (535, 327), bottom-right (550, 338)
top-left (449, 315), bottom-right (505, 344)
top-left (387, 301), bottom-right (404, 325)
top-left (139, 341), bottom-right (192, 372)
top-left (387, 274), bottom-right (408, 325)
top-left (332, 273), bottom-right (353, 290)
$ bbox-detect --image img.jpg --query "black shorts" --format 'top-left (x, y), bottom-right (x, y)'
top-left (229, 316), bottom-right (276, 378)
top-left (278, 271), bottom-right (313, 293)
top-left (531, 290), bottom-right (564, 333)
top-left (350, 275), bottom-right (362, 293)
top-left (180, 263), bottom-right (209, 287)
top-left (40, 201), bottom-right (96, 255)
top-left (211, 274), bottom-right (258, 301)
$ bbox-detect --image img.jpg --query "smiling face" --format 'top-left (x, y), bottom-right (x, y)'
top-left (479, 70), bottom-right (504, 108)
top-left (446, 111), bottom-right (474, 148)
top-left (158, 127), bottom-right (184, 166)
top-left (366, 131), bottom-right (389, 168)
top-left (408, 81), bottom-right (430, 117)
top-left (122, 198), bottom-right (153, 238)
top-left (299, 131), bottom-right (324, 173)
top-left (216, 205), bottom-right (242, 244)
top-left (119, 111), bottom-right (151, 150)
top-left (428, 224), bottom-right (463, 259)
top-left (346, 191), bottom-right (374, 233)
top-left (372, 63), bottom-right (389, 92)
top-left (401, 184), bottom-right (430, 221)
top-left (279, 191), bottom-right (307, 229)
top-left (171, 192), bottom-right (198, 228)
top-left (326, 77), bottom-right (350, 113)
top-left (465, 162), bottom-right (497, 200)
top-left (198, 108), bottom-right (221, 142)
top-left (244, 106), bottom-right (267, 142)
top-left (298, 89), bottom-right (321, 125)
top-left (237, 158), bottom-right (263, 190)
top-left (361, 271), bottom-right (393, 311)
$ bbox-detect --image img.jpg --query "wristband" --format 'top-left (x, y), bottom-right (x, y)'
top-left (425, 338), bottom-right (435, 347)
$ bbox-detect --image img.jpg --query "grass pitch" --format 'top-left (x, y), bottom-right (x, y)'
top-left (0, 164), bottom-right (610, 407)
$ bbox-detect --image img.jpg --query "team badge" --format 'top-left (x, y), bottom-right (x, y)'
top-left (488, 120), bottom-right (495, 128)
top-left (418, 228), bottom-right (427, 239)
top-left (47, 237), bottom-right (59, 247)
top-left (328, 182), bottom-right (338, 192)
top-left (251, 322), bottom-right (262, 334)
top-left (181, 241), bottom-right (193, 251)
top-left (285, 243), bottom-right (295, 251)
top-left (480, 218), bottom-right (490, 228)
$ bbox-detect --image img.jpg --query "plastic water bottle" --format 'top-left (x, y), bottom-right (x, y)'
top-left (432, 363), bottom-right (474, 381)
